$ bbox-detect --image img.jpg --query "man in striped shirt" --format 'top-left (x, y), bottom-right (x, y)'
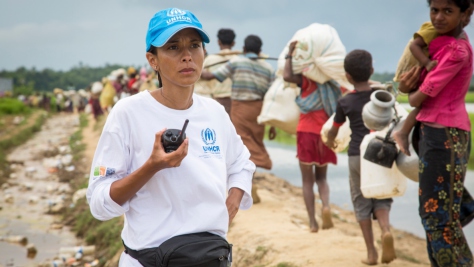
top-left (202, 35), bottom-right (276, 203)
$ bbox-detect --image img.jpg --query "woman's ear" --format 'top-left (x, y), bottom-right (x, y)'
top-left (146, 52), bottom-right (159, 72)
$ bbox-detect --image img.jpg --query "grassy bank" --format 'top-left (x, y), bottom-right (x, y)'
top-left (63, 113), bottom-right (123, 266)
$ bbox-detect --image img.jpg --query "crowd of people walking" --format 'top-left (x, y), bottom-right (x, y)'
top-left (10, 1), bottom-right (474, 266)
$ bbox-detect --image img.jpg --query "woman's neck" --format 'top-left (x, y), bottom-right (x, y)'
top-left (153, 85), bottom-right (194, 110)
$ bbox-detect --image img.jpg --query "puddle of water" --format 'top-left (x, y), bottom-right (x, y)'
top-left (0, 218), bottom-right (76, 267)
top-left (262, 140), bottom-right (474, 248)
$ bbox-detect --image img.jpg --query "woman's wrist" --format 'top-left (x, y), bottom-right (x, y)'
top-left (144, 157), bottom-right (163, 174)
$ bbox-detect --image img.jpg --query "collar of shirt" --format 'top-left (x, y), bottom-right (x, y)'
top-left (243, 52), bottom-right (258, 59)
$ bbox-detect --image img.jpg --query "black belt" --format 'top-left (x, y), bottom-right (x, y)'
top-left (123, 240), bottom-right (146, 260)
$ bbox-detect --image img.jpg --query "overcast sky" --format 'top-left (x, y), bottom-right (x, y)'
top-left (2, 0), bottom-right (474, 73)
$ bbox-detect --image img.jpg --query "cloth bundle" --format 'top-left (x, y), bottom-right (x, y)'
top-left (277, 23), bottom-right (353, 90)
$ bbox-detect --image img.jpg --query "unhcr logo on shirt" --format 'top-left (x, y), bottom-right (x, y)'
top-left (201, 128), bottom-right (220, 154)
top-left (166, 8), bottom-right (191, 25)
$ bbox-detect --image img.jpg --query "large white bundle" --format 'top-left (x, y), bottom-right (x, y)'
top-left (277, 23), bottom-right (352, 90)
top-left (257, 76), bottom-right (300, 134)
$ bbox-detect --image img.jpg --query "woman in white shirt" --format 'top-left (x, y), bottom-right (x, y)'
top-left (86, 7), bottom-right (255, 267)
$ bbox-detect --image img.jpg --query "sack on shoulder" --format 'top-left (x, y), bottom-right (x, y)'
top-left (127, 232), bottom-right (232, 267)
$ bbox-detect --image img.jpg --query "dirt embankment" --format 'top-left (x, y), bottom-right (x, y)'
top-left (228, 174), bottom-right (429, 266)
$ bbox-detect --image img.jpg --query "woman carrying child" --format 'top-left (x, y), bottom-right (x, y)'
top-left (399, 0), bottom-right (474, 265)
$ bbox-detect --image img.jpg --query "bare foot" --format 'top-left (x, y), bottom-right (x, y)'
top-left (381, 232), bottom-right (396, 264)
top-left (393, 130), bottom-right (410, 156)
top-left (362, 249), bottom-right (378, 265)
top-left (322, 207), bottom-right (334, 229)
top-left (310, 220), bottom-right (319, 233)
top-left (361, 259), bottom-right (378, 266)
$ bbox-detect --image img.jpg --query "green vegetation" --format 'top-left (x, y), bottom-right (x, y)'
top-left (0, 64), bottom-right (130, 94)
top-left (370, 72), bottom-right (395, 83)
top-left (61, 113), bottom-right (123, 265)
top-left (0, 98), bottom-right (30, 115)
top-left (276, 263), bottom-right (299, 267)
top-left (265, 126), bottom-right (296, 146)
top-left (69, 114), bottom-right (88, 161)
top-left (72, 198), bottom-right (123, 260)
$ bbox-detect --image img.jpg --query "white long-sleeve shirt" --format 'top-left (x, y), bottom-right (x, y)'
top-left (86, 91), bottom-right (255, 266)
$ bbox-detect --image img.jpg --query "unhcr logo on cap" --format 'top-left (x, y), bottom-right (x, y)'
top-left (166, 8), bottom-right (191, 25)
top-left (167, 8), bottom-right (186, 16)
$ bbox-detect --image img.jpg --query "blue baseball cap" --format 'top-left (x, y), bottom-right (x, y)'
top-left (145, 8), bottom-right (210, 52)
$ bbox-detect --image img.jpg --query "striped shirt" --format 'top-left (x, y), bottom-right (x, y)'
top-left (212, 53), bottom-right (275, 101)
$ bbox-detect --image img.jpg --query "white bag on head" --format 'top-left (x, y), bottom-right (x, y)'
top-left (277, 23), bottom-right (353, 90)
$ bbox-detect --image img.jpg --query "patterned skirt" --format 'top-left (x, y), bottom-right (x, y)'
top-left (418, 124), bottom-right (474, 267)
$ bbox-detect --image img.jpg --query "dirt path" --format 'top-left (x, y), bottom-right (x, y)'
top-left (0, 113), bottom-right (84, 267)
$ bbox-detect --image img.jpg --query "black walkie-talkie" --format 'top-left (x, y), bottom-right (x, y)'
top-left (161, 119), bottom-right (189, 153)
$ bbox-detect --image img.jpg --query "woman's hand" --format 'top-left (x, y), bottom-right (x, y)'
top-left (398, 66), bottom-right (422, 93)
top-left (226, 188), bottom-right (244, 226)
top-left (268, 126), bottom-right (277, 140)
top-left (148, 129), bottom-right (189, 173)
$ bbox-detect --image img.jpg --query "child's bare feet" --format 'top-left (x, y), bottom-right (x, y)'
top-left (361, 259), bottom-right (378, 266)
top-left (393, 130), bottom-right (410, 156)
top-left (362, 250), bottom-right (378, 266)
top-left (381, 232), bottom-right (396, 264)
top-left (322, 207), bottom-right (334, 229)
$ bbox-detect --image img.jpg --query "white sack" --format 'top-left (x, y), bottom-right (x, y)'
top-left (277, 23), bottom-right (353, 90)
top-left (257, 76), bottom-right (300, 134)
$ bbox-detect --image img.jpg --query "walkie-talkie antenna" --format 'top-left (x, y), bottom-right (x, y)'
top-left (178, 119), bottom-right (189, 139)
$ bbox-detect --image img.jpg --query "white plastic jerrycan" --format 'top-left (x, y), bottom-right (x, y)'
top-left (360, 132), bottom-right (407, 199)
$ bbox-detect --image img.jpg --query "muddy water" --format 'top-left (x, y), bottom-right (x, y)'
top-left (0, 114), bottom-right (83, 267)
top-left (261, 140), bottom-right (474, 250)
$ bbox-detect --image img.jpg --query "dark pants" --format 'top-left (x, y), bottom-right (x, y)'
top-left (418, 124), bottom-right (474, 266)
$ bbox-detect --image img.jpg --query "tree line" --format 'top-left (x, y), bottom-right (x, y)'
top-left (2, 64), bottom-right (473, 96)
top-left (0, 64), bottom-right (131, 95)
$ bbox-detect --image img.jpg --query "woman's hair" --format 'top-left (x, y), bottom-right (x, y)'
top-left (147, 45), bottom-right (163, 87)
top-left (427, 0), bottom-right (471, 12)
top-left (217, 29), bottom-right (236, 45)
top-left (344, 49), bottom-right (373, 83)
top-left (244, 35), bottom-right (262, 54)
